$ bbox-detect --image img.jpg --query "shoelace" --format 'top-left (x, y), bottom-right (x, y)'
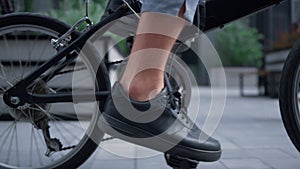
top-left (167, 91), bottom-right (192, 127)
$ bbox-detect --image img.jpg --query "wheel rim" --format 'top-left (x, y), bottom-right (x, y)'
top-left (0, 23), bottom-right (101, 168)
top-left (292, 61), bottom-right (300, 130)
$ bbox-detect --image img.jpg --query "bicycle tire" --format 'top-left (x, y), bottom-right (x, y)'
top-left (279, 39), bottom-right (300, 153)
top-left (0, 13), bottom-right (110, 168)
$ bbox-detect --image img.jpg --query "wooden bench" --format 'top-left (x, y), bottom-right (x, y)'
top-left (264, 50), bottom-right (289, 97)
top-left (239, 69), bottom-right (268, 96)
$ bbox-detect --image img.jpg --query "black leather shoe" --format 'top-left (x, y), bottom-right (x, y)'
top-left (98, 82), bottom-right (222, 162)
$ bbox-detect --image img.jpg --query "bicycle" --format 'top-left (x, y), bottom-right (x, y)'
top-left (0, 0), bottom-right (298, 169)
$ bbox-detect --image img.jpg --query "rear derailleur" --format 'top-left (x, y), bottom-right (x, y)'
top-left (34, 117), bottom-right (75, 157)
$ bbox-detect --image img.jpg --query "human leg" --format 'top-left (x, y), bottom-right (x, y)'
top-left (99, 0), bottom-right (222, 162)
top-left (120, 10), bottom-right (186, 101)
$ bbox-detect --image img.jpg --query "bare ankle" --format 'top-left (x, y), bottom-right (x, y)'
top-left (128, 84), bottom-right (163, 101)
top-left (121, 69), bottom-right (164, 101)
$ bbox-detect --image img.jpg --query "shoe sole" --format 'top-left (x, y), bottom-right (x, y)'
top-left (98, 114), bottom-right (222, 162)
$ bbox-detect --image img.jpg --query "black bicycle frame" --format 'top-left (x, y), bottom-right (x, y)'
top-left (197, 0), bottom-right (285, 31)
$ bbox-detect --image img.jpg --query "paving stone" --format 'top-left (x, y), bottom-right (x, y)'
top-left (263, 158), bottom-right (300, 169)
top-left (222, 158), bottom-right (272, 169)
top-left (136, 155), bottom-right (170, 169)
top-left (88, 159), bottom-right (135, 169)
top-left (217, 135), bottom-right (241, 150)
top-left (279, 147), bottom-right (300, 158)
top-left (200, 161), bottom-right (228, 169)
top-left (221, 149), bottom-right (252, 159)
top-left (246, 148), bottom-right (295, 159)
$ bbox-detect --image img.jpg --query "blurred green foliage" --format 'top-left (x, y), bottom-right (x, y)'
top-left (215, 19), bottom-right (263, 67)
top-left (49, 0), bottom-right (107, 27)
top-left (23, 0), bottom-right (33, 12)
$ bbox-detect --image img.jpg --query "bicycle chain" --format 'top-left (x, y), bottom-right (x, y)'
top-left (55, 67), bottom-right (87, 75)
top-left (55, 137), bottom-right (115, 153)
top-left (54, 60), bottom-right (124, 76)
top-left (57, 137), bottom-right (114, 152)
top-left (105, 60), bottom-right (124, 66)
top-left (61, 145), bottom-right (77, 151)
top-left (102, 136), bottom-right (115, 142)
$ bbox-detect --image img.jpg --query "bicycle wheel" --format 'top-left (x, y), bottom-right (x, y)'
top-left (279, 39), bottom-right (300, 153)
top-left (0, 13), bottom-right (110, 168)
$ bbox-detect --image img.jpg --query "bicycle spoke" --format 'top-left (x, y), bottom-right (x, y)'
top-left (0, 106), bottom-right (9, 117)
top-left (0, 85), bottom-right (7, 93)
top-left (53, 86), bottom-right (71, 93)
top-left (0, 83), bottom-right (8, 94)
top-left (0, 64), bottom-right (14, 87)
top-left (0, 122), bottom-right (14, 139)
top-left (2, 33), bottom-right (9, 49)
top-left (0, 63), bottom-right (7, 79)
top-left (53, 114), bottom-right (85, 130)
top-left (19, 109), bottom-right (34, 125)
top-left (49, 85), bottom-right (71, 93)
top-left (30, 38), bottom-right (43, 67)
top-left (52, 120), bottom-right (81, 144)
top-left (14, 124), bottom-right (20, 167)
top-left (49, 113), bottom-right (83, 143)
top-left (18, 35), bottom-right (25, 80)
top-left (48, 87), bottom-right (57, 94)
top-left (49, 112), bottom-right (78, 121)
top-left (1, 34), bottom-right (18, 81)
top-left (38, 37), bottom-right (54, 64)
top-left (34, 104), bottom-right (82, 144)
top-left (52, 122), bottom-right (73, 144)
top-left (10, 33), bottom-right (21, 80)
top-left (14, 31), bottom-right (24, 79)
top-left (5, 123), bottom-right (16, 164)
top-left (29, 126), bottom-right (34, 167)
top-left (32, 127), bottom-right (44, 166)
top-left (29, 81), bottom-right (40, 94)
top-left (29, 125), bottom-right (44, 167)
top-left (24, 32), bottom-right (55, 81)
top-left (0, 75), bottom-right (13, 87)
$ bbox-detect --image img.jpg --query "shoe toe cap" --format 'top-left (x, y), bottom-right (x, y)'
top-left (181, 133), bottom-right (221, 152)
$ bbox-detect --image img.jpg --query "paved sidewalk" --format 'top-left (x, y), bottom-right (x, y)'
top-left (80, 88), bottom-right (300, 169)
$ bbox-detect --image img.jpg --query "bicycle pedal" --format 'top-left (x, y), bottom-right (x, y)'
top-left (164, 154), bottom-right (199, 169)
